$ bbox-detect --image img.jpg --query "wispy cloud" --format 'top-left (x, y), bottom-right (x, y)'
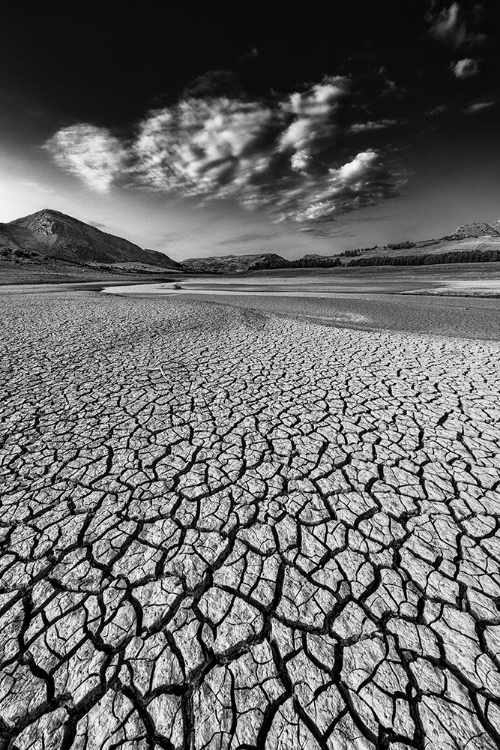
top-left (427, 3), bottom-right (486, 48)
top-left (44, 78), bottom-right (402, 228)
top-left (463, 98), bottom-right (497, 115)
top-left (87, 219), bottom-right (110, 230)
top-left (217, 232), bottom-right (279, 245)
top-left (18, 180), bottom-right (55, 194)
top-left (425, 104), bottom-right (449, 116)
top-left (348, 119), bottom-right (403, 133)
top-left (451, 57), bottom-right (480, 78)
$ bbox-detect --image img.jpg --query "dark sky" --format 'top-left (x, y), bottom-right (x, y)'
top-left (1, 1), bottom-right (499, 258)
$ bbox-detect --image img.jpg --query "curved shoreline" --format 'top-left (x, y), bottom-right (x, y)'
top-left (101, 282), bottom-right (500, 342)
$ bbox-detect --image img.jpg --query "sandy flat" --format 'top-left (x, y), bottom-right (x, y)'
top-left (103, 264), bottom-right (500, 298)
top-left (403, 277), bottom-right (500, 295)
top-left (1, 288), bottom-right (500, 749)
top-left (103, 277), bottom-right (500, 341)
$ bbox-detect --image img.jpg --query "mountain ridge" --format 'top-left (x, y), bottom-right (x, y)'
top-left (2, 209), bottom-right (500, 276)
top-left (181, 253), bottom-right (295, 273)
top-left (0, 209), bottom-right (180, 270)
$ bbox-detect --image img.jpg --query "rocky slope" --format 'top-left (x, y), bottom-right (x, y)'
top-left (182, 253), bottom-right (292, 273)
top-left (0, 209), bottom-right (180, 270)
top-left (454, 222), bottom-right (500, 238)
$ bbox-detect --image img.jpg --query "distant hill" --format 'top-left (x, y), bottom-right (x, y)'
top-left (454, 222), bottom-right (500, 238)
top-left (184, 220), bottom-right (500, 273)
top-left (0, 209), bottom-right (180, 271)
top-left (346, 235), bottom-right (500, 268)
top-left (182, 253), bottom-right (292, 273)
top-left (182, 253), bottom-right (343, 273)
top-left (3, 208), bottom-right (500, 279)
top-left (336, 219), bottom-right (500, 268)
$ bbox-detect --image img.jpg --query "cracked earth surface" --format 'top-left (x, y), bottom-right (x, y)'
top-left (1, 290), bottom-right (500, 750)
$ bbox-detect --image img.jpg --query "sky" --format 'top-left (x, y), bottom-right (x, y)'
top-left (0, 1), bottom-right (499, 260)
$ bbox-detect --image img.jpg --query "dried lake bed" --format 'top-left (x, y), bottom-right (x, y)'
top-left (104, 264), bottom-right (500, 340)
top-left (1, 273), bottom-right (500, 749)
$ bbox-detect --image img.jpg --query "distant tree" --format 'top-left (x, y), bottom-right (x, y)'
top-left (386, 241), bottom-right (415, 250)
top-left (289, 257), bottom-right (342, 268)
top-left (347, 250), bottom-right (500, 267)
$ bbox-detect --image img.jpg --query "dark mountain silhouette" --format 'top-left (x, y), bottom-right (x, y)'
top-left (182, 253), bottom-right (293, 273)
top-left (0, 209), bottom-right (180, 269)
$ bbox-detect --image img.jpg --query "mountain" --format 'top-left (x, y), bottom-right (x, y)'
top-left (3, 208), bottom-right (500, 280)
top-left (182, 253), bottom-right (292, 273)
top-left (454, 222), bottom-right (500, 238)
top-left (0, 209), bottom-right (180, 270)
top-left (182, 219), bottom-right (500, 274)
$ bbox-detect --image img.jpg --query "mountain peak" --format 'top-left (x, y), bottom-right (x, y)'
top-left (32, 208), bottom-right (63, 216)
top-left (12, 208), bottom-right (67, 222)
top-left (3, 208), bottom-right (180, 269)
top-left (11, 209), bottom-right (68, 236)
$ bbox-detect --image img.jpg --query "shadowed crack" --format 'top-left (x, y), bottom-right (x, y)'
top-left (0, 290), bottom-right (499, 749)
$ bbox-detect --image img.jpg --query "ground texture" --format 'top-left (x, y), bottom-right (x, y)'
top-left (1, 290), bottom-right (500, 750)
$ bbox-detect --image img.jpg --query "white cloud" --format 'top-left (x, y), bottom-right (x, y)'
top-left (425, 104), bottom-right (448, 116)
top-left (428, 2), bottom-right (464, 45)
top-left (18, 180), bottom-right (55, 194)
top-left (44, 79), bottom-right (401, 227)
top-left (285, 151), bottom-right (399, 223)
top-left (133, 98), bottom-right (279, 194)
top-left (427, 3), bottom-right (486, 48)
top-left (277, 78), bottom-right (348, 173)
top-left (337, 150), bottom-right (379, 182)
top-left (451, 58), bottom-right (480, 78)
top-left (348, 119), bottom-right (402, 133)
top-left (463, 98), bottom-right (497, 114)
top-left (44, 124), bottom-right (126, 192)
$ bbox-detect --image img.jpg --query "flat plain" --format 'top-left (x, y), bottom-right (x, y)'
top-left (1, 271), bottom-right (500, 750)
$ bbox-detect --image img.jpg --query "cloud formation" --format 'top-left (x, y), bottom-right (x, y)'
top-left (427, 3), bottom-right (486, 48)
top-left (463, 98), bottom-right (497, 115)
top-left (425, 104), bottom-right (448, 116)
top-left (45, 125), bottom-right (126, 192)
top-left (286, 150), bottom-right (397, 224)
top-left (348, 119), bottom-right (402, 133)
top-left (45, 80), bottom-right (401, 227)
top-left (451, 58), bottom-right (480, 78)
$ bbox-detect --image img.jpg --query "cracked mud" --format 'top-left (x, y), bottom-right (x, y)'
top-left (1, 290), bottom-right (500, 750)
